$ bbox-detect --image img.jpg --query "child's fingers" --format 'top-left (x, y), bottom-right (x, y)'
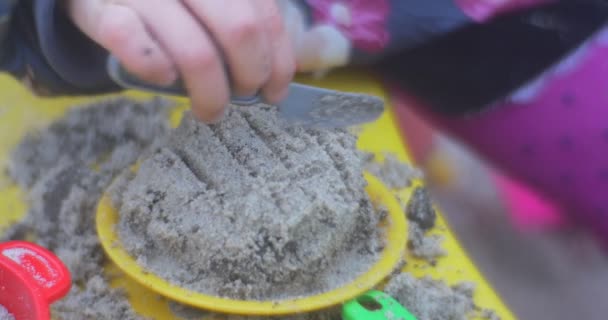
top-left (128, 0), bottom-right (230, 123)
top-left (69, 0), bottom-right (293, 122)
top-left (294, 26), bottom-right (351, 72)
top-left (68, 1), bottom-right (177, 86)
top-left (96, 4), bottom-right (177, 86)
top-left (182, 0), bottom-right (274, 97)
top-left (262, 25), bottom-right (295, 103)
top-left (257, 1), bottom-right (296, 103)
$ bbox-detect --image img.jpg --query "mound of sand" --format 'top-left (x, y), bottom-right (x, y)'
top-left (111, 105), bottom-right (384, 300)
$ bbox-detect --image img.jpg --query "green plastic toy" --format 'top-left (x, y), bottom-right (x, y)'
top-left (342, 291), bottom-right (417, 320)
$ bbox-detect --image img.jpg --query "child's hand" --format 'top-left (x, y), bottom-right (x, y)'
top-left (66, 0), bottom-right (295, 122)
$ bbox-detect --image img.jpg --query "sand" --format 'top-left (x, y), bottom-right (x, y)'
top-left (306, 93), bottom-right (384, 128)
top-left (365, 154), bottom-right (445, 263)
top-left (408, 222), bottom-right (446, 263)
top-left (406, 188), bottom-right (437, 231)
top-left (168, 301), bottom-right (342, 320)
top-left (385, 274), bottom-right (477, 320)
top-left (406, 188), bottom-right (446, 262)
top-left (111, 106), bottom-right (384, 300)
top-left (1, 96), bottom-right (493, 320)
top-left (365, 154), bottom-right (423, 190)
top-left (168, 301), bottom-right (210, 320)
top-left (0, 305), bottom-right (14, 320)
top-left (3, 97), bottom-right (172, 320)
top-left (385, 274), bottom-right (501, 320)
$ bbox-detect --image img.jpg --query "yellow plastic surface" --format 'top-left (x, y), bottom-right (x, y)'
top-left (96, 173), bottom-right (407, 316)
top-left (0, 71), bottom-right (515, 319)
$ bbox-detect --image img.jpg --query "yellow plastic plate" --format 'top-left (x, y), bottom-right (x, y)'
top-left (96, 172), bottom-right (408, 316)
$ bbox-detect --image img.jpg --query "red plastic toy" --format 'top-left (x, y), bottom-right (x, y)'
top-left (0, 241), bottom-right (71, 320)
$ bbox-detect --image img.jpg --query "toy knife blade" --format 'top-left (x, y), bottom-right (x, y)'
top-left (107, 56), bottom-right (384, 128)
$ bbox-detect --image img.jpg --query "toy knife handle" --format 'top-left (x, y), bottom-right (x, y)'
top-left (106, 55), bottom-right (263, 106)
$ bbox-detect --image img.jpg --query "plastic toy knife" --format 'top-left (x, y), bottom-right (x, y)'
top-left (106, 56), bottom-right (384, 128)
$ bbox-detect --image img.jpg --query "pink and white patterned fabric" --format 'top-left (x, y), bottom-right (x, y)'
top-left (455, 0), bottom-right (554, 21)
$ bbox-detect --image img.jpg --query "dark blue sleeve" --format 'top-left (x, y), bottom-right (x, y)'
top-left (0, 0), bottom-right (120, 96)
top-left (372, 1), bottom-right (608, 115)
top-left (297, 0), bottom-right (607, 116)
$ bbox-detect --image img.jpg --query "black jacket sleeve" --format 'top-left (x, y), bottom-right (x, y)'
top-left (0, 0), bottom-right (120, 96)
top-left (373, 1), bottom-right (608, 115)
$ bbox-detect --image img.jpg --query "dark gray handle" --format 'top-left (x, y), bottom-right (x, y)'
top-left (106, 55), bottom-right (263, 106)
